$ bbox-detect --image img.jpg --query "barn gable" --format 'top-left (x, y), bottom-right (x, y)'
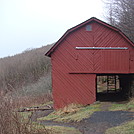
top-left (45, 17), bottom-right (134, 109)
top-left (47, 17), bottom-right (134, 74)
top-left (46, 17), bottom-right (134, 57)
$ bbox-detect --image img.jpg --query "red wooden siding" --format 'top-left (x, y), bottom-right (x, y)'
top-left (46, 18), bottom-right (134, 109)
top-left (52, 65), bottom-right (96, 109)
top-left (53, 21), bottom-right (133, 74)
top-left (130, 49), bottom-right (134, 73)
top-left (101, 50), bottom-right (129, 73)
top-left (52, 51), bottom-right (96, 109)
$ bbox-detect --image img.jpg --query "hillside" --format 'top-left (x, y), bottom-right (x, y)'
top-left (0, 44), bottom-right (53, 105)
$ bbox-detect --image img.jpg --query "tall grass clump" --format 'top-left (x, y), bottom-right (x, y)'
top-left (38, 103), bottom-right (101, 123)
top-left (0, 94), bottom-right (51, 134)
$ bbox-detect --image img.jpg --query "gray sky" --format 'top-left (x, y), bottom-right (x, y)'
top-left (0, 0), bottom-right (104, 58)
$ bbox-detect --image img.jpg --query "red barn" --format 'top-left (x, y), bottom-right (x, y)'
top-left (46, 17), bottom-right (134, 109)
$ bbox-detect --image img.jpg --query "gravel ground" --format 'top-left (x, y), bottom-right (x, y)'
top-left (76, 111), bottom-right (134, 134)
top-left (31, 105), bottom-right (134, 134)
top-left (31, 110), bottom-right (53, 122)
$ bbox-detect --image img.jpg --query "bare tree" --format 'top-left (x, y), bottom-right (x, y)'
top-left (104, 0), bottom-right (134, 42)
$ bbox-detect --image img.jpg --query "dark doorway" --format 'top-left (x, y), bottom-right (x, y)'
top-left (96, 74), bottom-right (128, 102)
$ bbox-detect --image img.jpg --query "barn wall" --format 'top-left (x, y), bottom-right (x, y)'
top-left (50, 21), bottom-right (134, 108)
top-left (130, 50), bottom-right (134, 73)
top-left (101, 50), bottom-right (129, 73)
top-left (53, 21), bottom-right (133, 74)
top-left (51, 53), bottom-right (96, 109)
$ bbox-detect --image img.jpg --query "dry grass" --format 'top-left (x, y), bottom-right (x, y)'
top-left (105, 120), bottom-right (134, 134)
top-left (38, 103), bottom-right (101, 122)
top-left (12, 93), bottom-right (52, 108)
top-left (0, 94), bottom-right (52, 134)
top-left (0, 43), bottom-right (53, 133)
top-left (46, 125), bottom-right (81, 134)
top-left (0, 44), bottom-right (52, 93)
top-left (109, 98), bottom-right (134, 112)
top-left (56, 103), bottom-right (83, 115)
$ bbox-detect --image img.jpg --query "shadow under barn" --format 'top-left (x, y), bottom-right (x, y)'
top-left (96, 74), bottom-right (133, 102)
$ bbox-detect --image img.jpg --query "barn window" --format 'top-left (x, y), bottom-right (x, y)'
top-left (86, 25), bottom-right (92, 31)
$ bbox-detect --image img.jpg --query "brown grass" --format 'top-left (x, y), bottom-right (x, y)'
top-left (56, 103), bottom-right (83, 115)
top-left (12, 93), bottom-right (52, 108)
top-left (38, 103), bottom-right (101, 123)
top-left (0, 44), bottom-right (54, 133)
top-left (0, 44), bottom-right (52, 93)
top-left (0, 94), bottom-right (52, 134)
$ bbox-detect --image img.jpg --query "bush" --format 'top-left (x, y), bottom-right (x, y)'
top-left (0, 95), bottom-right (51, 134)
top-left (0, 44), bottom-right (52, 92)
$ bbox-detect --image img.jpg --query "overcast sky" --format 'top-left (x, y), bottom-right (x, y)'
top-left (0, 0), bottom-right (104, 58)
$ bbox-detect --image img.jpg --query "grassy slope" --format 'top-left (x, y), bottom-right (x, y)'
top-left (19, 99), bottom-right (134, 134)
top-left (38, 103), bottom-right (101, 122)
top-left (105, 120), bottom-right (134, 134)
top-left (38, 99), bottom-right (134, 124)
top-left (37, 100), bottom-right (134, 134)
top-left (46, 125), bottom-right (81, 134)
top-left (109, 99), bottom-right (134, 112)
top-left (19, 110), bottom-right (81, 134)
top-left (18, 102), bottom-right (100, 134)
top-left (32, 123), bottom-right (81, 134)
top-left (0, 44), bottom-right (53, 107)
top-left (0, 44), bottom-right (52, 93)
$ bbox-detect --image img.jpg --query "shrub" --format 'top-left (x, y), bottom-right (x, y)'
top-left (0, 94), bottom-right (51, 134)
top-left (0, 44), bottom-right (52, 92)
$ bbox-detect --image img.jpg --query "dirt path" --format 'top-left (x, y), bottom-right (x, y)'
top-left (76, 111), bottom-right (134, 134)
top-left (31, 110), bottom-right (53, 122)
top-left (31, 103), bottom-right (134, 134)
top-left (31, 110), bottom-right (76, 128)
top-left (100, 102), bottom-right (112, 111)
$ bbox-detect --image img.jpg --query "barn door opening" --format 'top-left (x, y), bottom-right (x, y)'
top-left (96, 74), bottom-right (130, 102)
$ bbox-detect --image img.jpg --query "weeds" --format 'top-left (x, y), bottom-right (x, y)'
top-left (0, 44), bottom-right (52, 93)
top-left (105, 120), bottom-right (134, 134)
top-left (12, 93), bottom-right (52, 108)
top-left (0, 94), bottom-right (51, 134)
top-left (109, 99), bottom-right (134, 112)
top-left (38, 103), bottom-right (101, 122)
top-left (46, 125), bottom-right (81, 134)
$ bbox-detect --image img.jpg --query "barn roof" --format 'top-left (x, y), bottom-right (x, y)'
top-left (45, 17), bottom-right (134, 57)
